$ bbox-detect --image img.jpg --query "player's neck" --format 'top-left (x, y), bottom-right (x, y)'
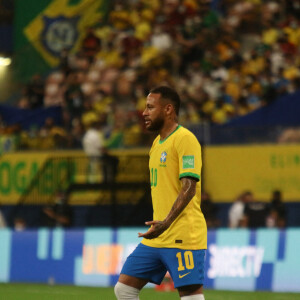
top-left (160, 122), bottom-right (179, 140)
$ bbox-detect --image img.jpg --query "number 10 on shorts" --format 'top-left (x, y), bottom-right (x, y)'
top-left (176, 251), bottom-right (194, 271)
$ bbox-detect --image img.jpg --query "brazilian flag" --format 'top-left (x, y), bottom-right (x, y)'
top-left (14, 0), bottom-right (109, 82)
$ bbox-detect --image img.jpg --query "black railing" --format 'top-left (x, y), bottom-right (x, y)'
top-left (17, 156), bottom-right (76, 206)
top-left (10, 153), bottom-right (152, 227)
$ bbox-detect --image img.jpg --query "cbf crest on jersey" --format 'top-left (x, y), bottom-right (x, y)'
top-left (24, 0), bottom-right (104, 67)
top-left (160, 151), bottom-right (167, 164)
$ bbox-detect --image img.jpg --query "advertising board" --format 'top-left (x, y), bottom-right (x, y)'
top-left (0, 228), bottom-right (299, 292)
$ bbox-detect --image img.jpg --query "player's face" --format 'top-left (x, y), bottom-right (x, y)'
top-left (143, 93), bottom-right (165, 131)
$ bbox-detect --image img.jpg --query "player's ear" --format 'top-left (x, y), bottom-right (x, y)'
top-left (165, 103), bottom-right (173, 116)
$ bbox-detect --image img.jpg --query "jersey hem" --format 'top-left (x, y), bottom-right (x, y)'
top-left (141, 239), bottom-right (207, 250)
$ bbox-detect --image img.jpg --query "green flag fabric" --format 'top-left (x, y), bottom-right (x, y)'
top-left (14, 0), bottom-right (107, 82)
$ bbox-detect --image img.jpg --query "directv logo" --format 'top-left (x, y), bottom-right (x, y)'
top-left (207, 245), bottom-right (264, 278)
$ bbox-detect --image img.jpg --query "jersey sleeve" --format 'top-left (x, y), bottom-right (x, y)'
top-left (176, 133), bottom-right (201, 181)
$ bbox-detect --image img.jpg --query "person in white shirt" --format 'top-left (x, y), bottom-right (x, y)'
top-left (82, 121), bottom-right (104, 157)
top-left (82, 120), bottom-right (104, 183)
top-left (228, 191), bottom-right (252, 228)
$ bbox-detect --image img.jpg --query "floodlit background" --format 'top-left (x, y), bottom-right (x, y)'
top-left (0, 0), bottom-right (300, 297)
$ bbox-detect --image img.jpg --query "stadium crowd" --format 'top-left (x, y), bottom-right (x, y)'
top-left (201, 189), bottom-right (287, 229)
top-left (0, 188), bottom-right (287, 229)
top-left (1, 0), bottom-right (300, 151)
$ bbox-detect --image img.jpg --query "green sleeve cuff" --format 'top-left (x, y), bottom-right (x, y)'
top-left (179, 172), bottom-right (200, 181)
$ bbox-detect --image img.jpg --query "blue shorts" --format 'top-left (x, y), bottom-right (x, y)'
top-left (121, 243), bottom-right (206, 288)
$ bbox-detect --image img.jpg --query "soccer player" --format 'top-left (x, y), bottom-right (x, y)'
top-left (114, 86), bottom-right (207, 300)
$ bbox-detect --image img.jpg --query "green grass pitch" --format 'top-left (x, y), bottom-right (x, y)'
top-left (0, 283), bottom-right (300, 300)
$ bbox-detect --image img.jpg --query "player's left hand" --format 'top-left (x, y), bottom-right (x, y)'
top-left (138, 220), bottom-right (168, 239)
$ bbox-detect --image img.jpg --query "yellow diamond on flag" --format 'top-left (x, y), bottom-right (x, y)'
top-left (24, 0), bottom-right (103, 67)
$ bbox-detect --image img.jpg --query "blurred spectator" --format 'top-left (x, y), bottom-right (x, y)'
top-left (228, 191), bottom-right (252, 228)
top-left (0, 203), bottom-right (6, 228)
top-left (102, 151), bottom-right (119, 183)
top-left (38, 117), bottom-right (68, 149)
top-left (241, 192), bottom-right (269, 229)
top-left (41, 190), bottom-right (73, 228)
top-left (266, 190), bottom-right (286, 228)
top-left (82, 115), bottom-right (119, 183)
top-left (81, 27), bottom-right (101, 62)
top-left (65, 85), bottom-right (85, 119)
top-left (151, 24), bottom-right (173, 52)
top-left (201, 191), bottom-right (219, 228)
top-left (13, 217), bottom-right (26, 231)
top-left (59, 48), bottom-right (72, 76)
top-left (286, 2), bottom-right (300, 18)
top-left (69, 117), bottom-right (84, 149)
top-left (277, 127), bottom-right (300, 143)
top-left (26, 74), bottom-right (45, 109)
top-left (82, 118), bottom-right (105, 182)
top-left (44, 71), bottom-right (65, 107)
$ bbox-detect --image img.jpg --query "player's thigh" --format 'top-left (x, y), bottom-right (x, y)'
top-left (160, 248), bottom-right (206, 289)
top-left (120, 243), bottom-right (167, 285)
top-left (177, 283), bottom-right (203, 297)
top-left (118, 274), bottom-right (149, 290)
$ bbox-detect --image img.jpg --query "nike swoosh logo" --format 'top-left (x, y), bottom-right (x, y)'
top-left (179, 272), bottom-right (191, 278)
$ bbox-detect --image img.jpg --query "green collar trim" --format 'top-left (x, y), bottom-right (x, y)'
top-left (159, 125), bottom-right (181, 144)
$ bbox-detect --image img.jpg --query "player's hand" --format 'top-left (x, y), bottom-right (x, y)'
top-left (138, 220), bottom-right (168, 239)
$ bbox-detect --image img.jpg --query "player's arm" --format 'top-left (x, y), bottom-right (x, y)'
top-left (138, 177), bottom-right (196, 239)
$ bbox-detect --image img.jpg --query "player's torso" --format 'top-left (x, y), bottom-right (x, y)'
top-left (149, 131), bottom-right (181, 220)
top-left (144, 126), bottom-right (207, 250)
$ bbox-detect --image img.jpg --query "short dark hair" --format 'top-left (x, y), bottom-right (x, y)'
top-left (150, 86), bottom-right (181, 115)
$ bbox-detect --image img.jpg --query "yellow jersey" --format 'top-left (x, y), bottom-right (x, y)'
top-left (141, 125), bottom-right (207, 250)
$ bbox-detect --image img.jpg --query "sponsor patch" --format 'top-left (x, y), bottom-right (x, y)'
top-left (182, 155), bottom-right (194, 169)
